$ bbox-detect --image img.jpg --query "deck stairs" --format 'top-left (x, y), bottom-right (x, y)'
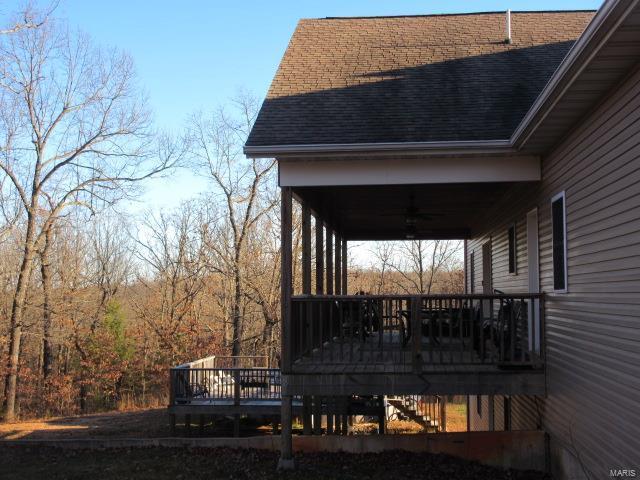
top-left (386, 396), bottom-right (440, 432)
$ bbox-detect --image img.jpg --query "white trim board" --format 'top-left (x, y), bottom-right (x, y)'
top-left (278, 156), bottom-right (540, 187)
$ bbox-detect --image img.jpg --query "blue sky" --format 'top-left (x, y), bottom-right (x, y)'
top-left (16, 0), bottom-right (603, 216)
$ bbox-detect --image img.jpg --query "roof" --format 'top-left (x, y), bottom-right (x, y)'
top-left (246, 11), bottom-right (595, 149)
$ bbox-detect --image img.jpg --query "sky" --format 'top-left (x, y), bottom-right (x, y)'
top-left (9, 0), bottom-right (603, 263)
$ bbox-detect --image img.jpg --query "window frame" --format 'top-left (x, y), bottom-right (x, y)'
top-left (508, 222), bottom-right (517, 275)
top-left (551, 191), bottom-right (568, 293)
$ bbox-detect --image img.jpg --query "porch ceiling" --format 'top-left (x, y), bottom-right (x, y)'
top-left (293, 182), bottom-right (520, 240)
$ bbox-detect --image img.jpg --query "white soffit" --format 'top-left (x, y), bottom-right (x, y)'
top-left (278, 156), bottom-right (540, 187)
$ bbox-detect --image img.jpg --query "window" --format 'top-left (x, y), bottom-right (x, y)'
top-left (508, 223), bottom-right (517, 274)
top-left (551, 192), bottom-right (568, 292)
top-left (469, 251), bottom-right (475, 293)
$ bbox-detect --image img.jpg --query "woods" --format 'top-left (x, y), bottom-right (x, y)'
top-left (0, 8), bottom-right (463, 421)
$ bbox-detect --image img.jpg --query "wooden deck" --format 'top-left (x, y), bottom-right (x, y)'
top-left (286, 294), bottom-right (546, 396)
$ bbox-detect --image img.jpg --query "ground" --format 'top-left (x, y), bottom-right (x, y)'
top-left (0, 446), bottom-right (549, 480)
top-left (0, 408), bottom-right (463, 439)
top-left (0, 409), bottom-right (171, 440)
top-left (0, 409), bottom-right (545, 479)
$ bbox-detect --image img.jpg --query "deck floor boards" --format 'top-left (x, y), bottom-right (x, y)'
top-left (292, 331), bottom-right (536, 375)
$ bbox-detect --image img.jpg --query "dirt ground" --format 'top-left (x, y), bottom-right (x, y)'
top-left (0, 446), bottom-right (549, 480)
top-left (0, 409), bottom-right (454, 439)
top-left (0, 408), bottom-right (172, 440)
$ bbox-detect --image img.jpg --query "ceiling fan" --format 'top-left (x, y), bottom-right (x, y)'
top-left (380, 193), bottom-right (444, 239)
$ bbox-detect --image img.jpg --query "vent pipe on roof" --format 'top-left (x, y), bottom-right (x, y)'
top-left (505, 9), bottom-right (512, 44)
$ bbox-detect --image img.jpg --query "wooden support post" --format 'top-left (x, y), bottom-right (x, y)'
top-left (326, 228), bottom-right (334, 295)
top-left (301, 204), bottom-right (313, 436)
top-left (302, 204), bottom-right (312, 295)
top-left (342, 396), bottom-right (350, 435)
top-left (199, 414), bottom-right (205, 436)
top-left (378, 397), bottom-right (386, 435)
top-left (233, 369), bottom-right (241, 406)
top-left (278, 187), bottom-right (295, 470)
top-left (278, 395), bottom-right (294, 469)
top-left (234, 414), bottom-right (240, 438)
top-left (315, 214), bottom-right (324, 295)
top-left (488, 395), bottom-right (494, 431)
top-left (185, 414), bottom-right (191, 436)
top-left (302, 396), bottom-right (312, 435)
top-left (281, 187), bottom-right (293, 373)
top-left (342, 240), bottom-right (348, 294)
top-left (326, 397), bottom-right (334, 434)
top-left (441, 397), bottom-right (447, 433)
top-left (313, 395), bottom-right (322, 435)
top-left (335, 237), bottom-right (342, 295)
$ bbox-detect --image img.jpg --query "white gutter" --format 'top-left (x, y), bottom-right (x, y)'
top-left (510, 0), bottom-right (635, 148)
top-left (245, 0), bottom-right (632, 159)
top-left (244, 139), bottom-right (512, 158)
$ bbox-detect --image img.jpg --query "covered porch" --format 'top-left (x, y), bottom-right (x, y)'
top-left (279, 156), bottom-right (545, 398)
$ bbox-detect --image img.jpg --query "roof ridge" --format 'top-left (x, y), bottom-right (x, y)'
top-left (319, 10), bottom-right (597, 21)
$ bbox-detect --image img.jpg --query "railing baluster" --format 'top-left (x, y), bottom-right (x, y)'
top-left (438, 298), bottom-right (443, 364)
top-left (359, 299), bottom-right (364, 362)
top-left (428, 297), bottom-right (434, 364)
top-left (329, 300), bottom-right (334, 362)
top-left (449, 297), bottom-right (454, 364)
top-left (339, 299), bottom-right (344, 362)
top-left (319, 301), bottom-right (324, 363)
top-left (479, 297), bottom-right (485, 363)
top-left (349, 301), bottom-right (354, 362)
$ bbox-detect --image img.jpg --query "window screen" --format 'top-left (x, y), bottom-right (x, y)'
top-left (552, 193), bottom-right (567, 291)
top-left (508, 224), bottom-right (517, 274)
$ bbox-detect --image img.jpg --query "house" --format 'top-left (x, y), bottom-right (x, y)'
top-left (244, 1), bottom-right (640, 478)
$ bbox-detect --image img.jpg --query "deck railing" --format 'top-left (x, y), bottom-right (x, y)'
top-left (169, 356), bottom-right (280, 405)
top-left (289, 293), bottom-right (544, 373)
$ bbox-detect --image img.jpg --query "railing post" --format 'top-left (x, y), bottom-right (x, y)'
top-left (411, 296), bottom-right (422, 373)
top-left (169, 369), bottom-right (175, 406)
top-left (233, 369), bottom-right (241, 406)
top-left (281, 187), bottom-right (293, 373)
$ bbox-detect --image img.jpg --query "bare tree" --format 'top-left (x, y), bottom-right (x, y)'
top-left (0, 3), bottom-right (56, 36)
top-left (379, 240), bottom-right (463, 295)
top-left (132, 204), bottom-right (208, 361)
top-left (190, 93), bottom-right (277, 357)
top-left (369, 241), bottom-right (395, 294)
top-left (0, 17), bottom-right (177, 421)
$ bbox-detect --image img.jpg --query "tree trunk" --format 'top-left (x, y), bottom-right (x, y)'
top-left (41, 226), bottom-right (54, 381)
top-left (4, 226), bottom-right (37, 421)
top-left (231, 264), bottom-right (242, 357)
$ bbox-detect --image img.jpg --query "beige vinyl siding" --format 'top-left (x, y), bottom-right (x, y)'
top-left (511, 395), bottom-right (541, 431)
top-left (465, 64), bottom-right (640, 478)
top-left (468, 395), bottom-right (490, 431)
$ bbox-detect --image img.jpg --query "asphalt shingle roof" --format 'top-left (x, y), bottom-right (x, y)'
top-left (246, 11), bottom-right (595, 147)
